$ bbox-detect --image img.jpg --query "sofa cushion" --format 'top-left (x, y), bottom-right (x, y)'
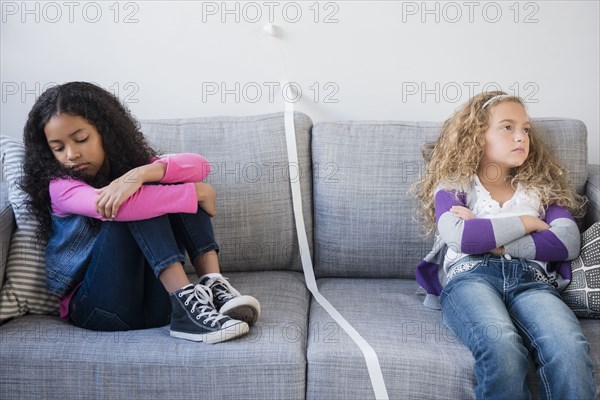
top-left (312, 118), bottom-right (588, 278)
top-left (586, 165), bottom-right (600, 229)
top-left (0, 136), bottom-right (59, 323)
top-left (139, 112), bottom-right (313, 273)
top-left (0, 182), bottom-right (12, 286)
top-left (306, 278), bottom-right (600, 399)
top-left (562, 222), bottom-right (600, 318)
top-left (0, 271), bottom-right (309, 400)
top-left (312, 121), bottom-right (440, 279)
top-left (307, 278), bottom-right (475, 399)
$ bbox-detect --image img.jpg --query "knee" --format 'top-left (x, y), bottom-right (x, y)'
top-left (539, 334), bottom-right (593, 372)
top-left (99, 219), bottom-right (127, 231)
top-left (563, 334), bottom-right (591, 359)
top-left (472, 325), bottom-right (530, 376)
top-left (97, 220), bottom-right (136, 242)
top-left (533, 335), bottom-right (596, 398)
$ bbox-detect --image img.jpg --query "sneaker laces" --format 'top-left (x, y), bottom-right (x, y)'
top-left (205, 276), bottom-right (241, 302)
top-left (178, 284), bottom-right (228, 327)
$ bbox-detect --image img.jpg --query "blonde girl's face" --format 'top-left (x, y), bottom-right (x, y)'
top-left (44, 113), bottom-right (108, 178)
top-left (481, 101), bottom-right (530, 173)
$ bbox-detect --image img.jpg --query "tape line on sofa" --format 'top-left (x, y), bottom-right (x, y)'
top-left (282, 87), bottom-right (390, 400)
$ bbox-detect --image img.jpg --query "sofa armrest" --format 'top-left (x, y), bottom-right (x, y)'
top-left (0, 182), bottom-right (15, 287)
top-left (585, 164), bottom-right (600, 230)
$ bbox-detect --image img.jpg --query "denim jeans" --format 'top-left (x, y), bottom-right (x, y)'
top-left (69, 208), bottom-right (219, 331)
top-left (441, 254), bottom-right (596, 400)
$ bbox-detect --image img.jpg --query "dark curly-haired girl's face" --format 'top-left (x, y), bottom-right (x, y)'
top-left (44, 113), bottom-right (109, 178)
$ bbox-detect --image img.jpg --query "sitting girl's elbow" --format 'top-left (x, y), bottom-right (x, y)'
top-left (437, 225), bottom-right (463, 253)
top-left (446, 241), bottom-right (463, 253)
top-left (567, 242), bottom-right (581, 260)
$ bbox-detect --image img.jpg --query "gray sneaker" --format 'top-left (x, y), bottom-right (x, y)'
top-left (169, 284), bottom-right (248, 343)
top-left (200, 276), bottom-right (261, 326)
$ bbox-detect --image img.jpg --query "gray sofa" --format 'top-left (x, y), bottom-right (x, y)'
top-left (0, 112), bottom-right (598, 399)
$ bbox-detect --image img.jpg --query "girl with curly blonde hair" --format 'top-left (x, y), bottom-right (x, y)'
top-left (413, 91), bottom-right (595, 399)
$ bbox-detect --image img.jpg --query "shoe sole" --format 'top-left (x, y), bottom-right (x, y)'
top-left (170, 320), bottom-right (249, 344)
top-left (220, 296), bottom-right (261, 326)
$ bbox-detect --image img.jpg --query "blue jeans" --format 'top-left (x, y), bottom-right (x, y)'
top-left (69, 209), bottom-right (219, 331)
top-left (441, 254), bottom-right (596, 400)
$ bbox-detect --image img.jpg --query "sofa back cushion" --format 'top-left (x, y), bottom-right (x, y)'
top-left (312, 118), bottom-right (588, 278)
top-left (140, 112), bottom-right (313, 273)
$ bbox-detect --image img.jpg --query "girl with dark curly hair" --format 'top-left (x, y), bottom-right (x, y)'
top-left (21, 81), bottom-right (260, 343)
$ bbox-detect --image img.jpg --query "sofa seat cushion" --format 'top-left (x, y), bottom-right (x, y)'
top-left (0, 271), bottom-right (309, 400)
top-left (306, 278), bottom-right (600, 400)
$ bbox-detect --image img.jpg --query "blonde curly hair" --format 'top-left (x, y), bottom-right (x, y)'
top-left (412, 91), bottom-right (586, 236)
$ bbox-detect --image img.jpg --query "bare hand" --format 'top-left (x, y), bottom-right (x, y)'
top-left (450, 206), bottom-right (476, 220)
top-left (489, 246), bottom-right (505, 256)
top-left (519, 215), bottom-right (550, 233)
top-left (95, 168), bottom-right (143, 220)
top-left (195, 182), bottom-right (217, 217)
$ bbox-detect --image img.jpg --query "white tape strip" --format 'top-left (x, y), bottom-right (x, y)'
top-left (282, 84), bottom-right (389, 400)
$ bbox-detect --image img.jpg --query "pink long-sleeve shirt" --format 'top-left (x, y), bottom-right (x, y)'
top-left (50, 153), bottom-right (211, 219)
top-left (50, 153), bottom-right (211, 318)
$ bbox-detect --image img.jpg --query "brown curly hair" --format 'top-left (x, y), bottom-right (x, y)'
top-left (412, 91), bottom-right (586, 236)
top-left (21, 82), bottom-right (159, 242)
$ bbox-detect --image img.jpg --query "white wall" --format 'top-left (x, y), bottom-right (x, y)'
top-left (2, 0), bottom-right (599, 163)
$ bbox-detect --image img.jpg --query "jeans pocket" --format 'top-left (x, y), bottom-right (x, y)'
top-left (524, 262), bottom-right (556, 287)
top-left (79, 308), bottom-right (131, 332)
top-left (446, 259), bottom-right (482, 282)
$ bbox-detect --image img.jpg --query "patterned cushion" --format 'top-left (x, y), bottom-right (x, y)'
top-left (0, 136), bottom-right (59, 323)
top-left (562, 222), bottom-right (600, 318)
top-left (0, 183), bottom-right (13, 286)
